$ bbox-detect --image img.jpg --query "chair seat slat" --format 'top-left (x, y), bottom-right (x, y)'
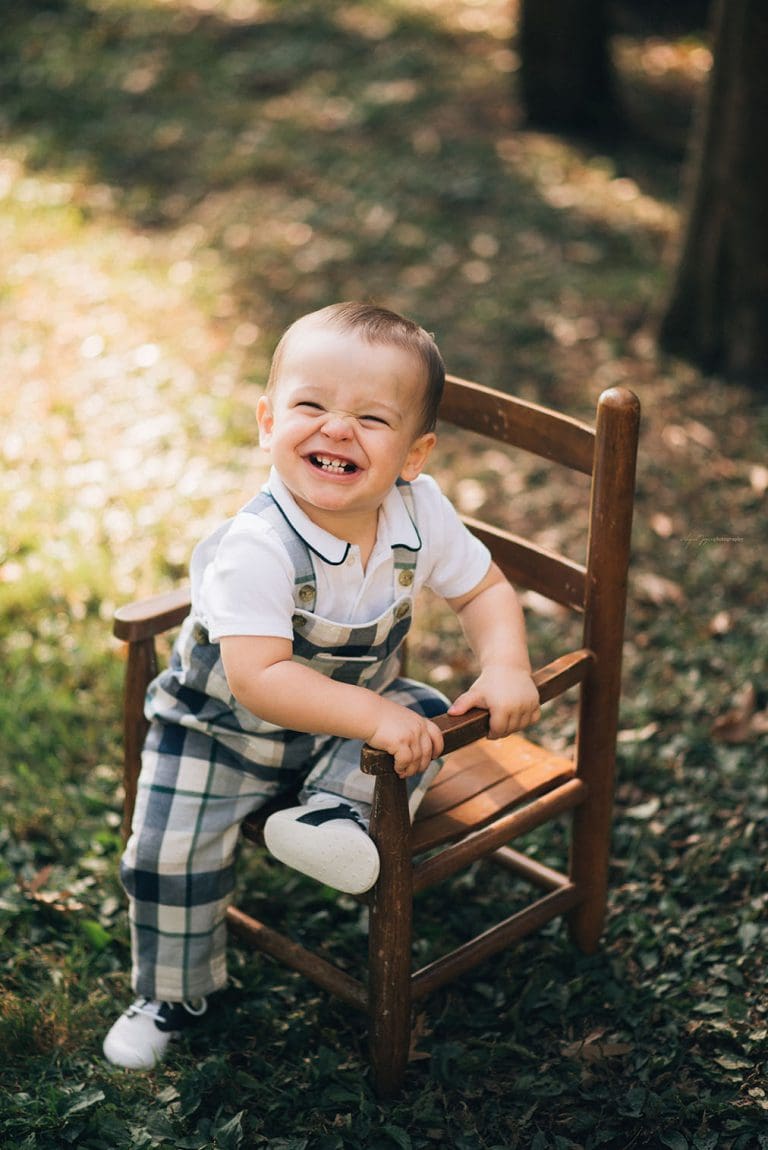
top-left (413, 737), bottom-right (576, 853)
top-left (423, 733), bottom-right (569, 809)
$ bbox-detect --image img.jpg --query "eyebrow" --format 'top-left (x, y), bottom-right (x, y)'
top-left (289, 388), bottom-right (403, 422)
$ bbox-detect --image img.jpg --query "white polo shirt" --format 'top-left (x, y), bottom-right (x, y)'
top-left (193, 468), bottom-right (491, 641)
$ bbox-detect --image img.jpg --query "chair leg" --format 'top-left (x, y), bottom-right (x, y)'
top-left (567, 761), bottom-right (613, 954)
top-left (568, 389), bottom-right (640, 953)
top-left (367, 772), bottom-right (413, 1099)
top-left (121, 637), bottom-right (156, 841)
top-left (567, 674), bottom-right (615, 954)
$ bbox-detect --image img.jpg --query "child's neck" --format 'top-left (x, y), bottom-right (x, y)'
top-left (301, 505), bottom-right (380, 569)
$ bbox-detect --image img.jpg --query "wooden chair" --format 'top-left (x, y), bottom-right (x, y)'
top-left (113, 377), bottom-right (640, 1098)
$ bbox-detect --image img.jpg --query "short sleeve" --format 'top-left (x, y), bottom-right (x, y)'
top-left (194, 514), bottom-right (297, 642)
top-left (412, 475), bottom-right (492, 600)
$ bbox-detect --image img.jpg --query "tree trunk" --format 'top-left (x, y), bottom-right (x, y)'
top-left (518, 0), bottom-right (620, 136)
top-left (658, 0), bottom-right (768, 387)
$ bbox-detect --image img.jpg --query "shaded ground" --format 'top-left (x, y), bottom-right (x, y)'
top-left (1, 2), bottom-right (766, 1148)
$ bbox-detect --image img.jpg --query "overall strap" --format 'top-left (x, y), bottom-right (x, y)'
top-left (391, 479), bottom-right (421, 595)
top-left (240, 491), bottom-right (317, 611)
top-left (241, 482), bottom-right (423, 611)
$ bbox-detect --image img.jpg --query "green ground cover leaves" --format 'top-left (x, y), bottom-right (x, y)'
top-left (1, 1), bottom-right (766, 1147)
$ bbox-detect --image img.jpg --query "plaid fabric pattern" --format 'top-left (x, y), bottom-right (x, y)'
top-left (123, 678), bottom-right (447, 1000)
top-left (121, 483), bottom-right (448, 1000)
top-left (298, 676), bottom-right (447, 815)
top-left (145, 490), bottom-right (415, 744)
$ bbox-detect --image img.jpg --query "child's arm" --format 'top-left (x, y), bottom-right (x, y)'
top-left (446, 563), bottom-right (541, 738)
top-left (220, 635), bottom-right (444, 778)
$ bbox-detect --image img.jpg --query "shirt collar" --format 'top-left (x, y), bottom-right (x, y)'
top-left (379, 481), bottom-right (422, 553)
top-left (264, 468), bottom-right (421, 565)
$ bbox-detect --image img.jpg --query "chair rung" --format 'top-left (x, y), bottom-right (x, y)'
top-left (411, 883), bottom-right (583, 1001)
top-left (412, 778), bottom-right (586, 894)
top-left (489, 845), bottom-right (570, 891)
top-left (226, 906), bottom-right (368, 1012)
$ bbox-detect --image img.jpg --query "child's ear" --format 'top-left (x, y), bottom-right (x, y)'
top-left (256, 394), bottom-right (274, 450)
top-left (400, 432), bottom-right (437, 482)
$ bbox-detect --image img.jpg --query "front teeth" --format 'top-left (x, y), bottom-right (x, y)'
top-left (314, 455), bottom-right (353, 473)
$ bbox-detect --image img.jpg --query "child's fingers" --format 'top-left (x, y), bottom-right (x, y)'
top-left (488, 700), bottom-right (541, 739)
top-left (393, 720), bottom-right (444, 776)
top-left (427, 719), bottom-right (444, 761)
top-left (447, 689), bottom-right (478, 717)
top-left (449, 690), bottom-right (541, 739)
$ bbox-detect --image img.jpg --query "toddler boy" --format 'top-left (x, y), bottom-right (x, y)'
top-left (103, 302), bottom-right (540, 1069)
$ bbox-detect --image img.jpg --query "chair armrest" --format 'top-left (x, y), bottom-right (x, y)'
top-left (360, 648), bottom-right (594, 776)
top-left (113, 590), bottom-right (594, 774)
top-left (113, 586), bottom-right (192, 642)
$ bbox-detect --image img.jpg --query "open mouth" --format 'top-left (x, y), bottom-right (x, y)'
top-left (309, 454), bottom-right (359, 475)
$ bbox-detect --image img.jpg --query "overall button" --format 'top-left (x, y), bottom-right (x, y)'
top-left (398, 569), bottom-right (414, 587)
top-left (292, 614), bottom-right (307, 629)
top-left (298, 584), bottom-right (316, 604)
top-left (394, 601), bottom-right (410, 621)
top-left (192, 622), bottom-right (208, 643)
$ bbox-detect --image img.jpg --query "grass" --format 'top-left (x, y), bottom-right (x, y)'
top-left (1, 1), bottom-right (767, 1147)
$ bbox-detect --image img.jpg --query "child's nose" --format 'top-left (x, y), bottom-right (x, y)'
top-left (322, 411), bottom-right (354, 438)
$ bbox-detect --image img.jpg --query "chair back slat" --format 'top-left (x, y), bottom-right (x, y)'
top-left (441, 376), bottom-right (595, 475)
top-left (463, 517), bottom-right (586, 611)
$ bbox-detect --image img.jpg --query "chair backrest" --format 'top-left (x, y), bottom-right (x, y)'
top-left (439, 374), bottom-right (592, 612)
top-left (432, 374), bottom-right (640, 949)
top-left (439, 373), bottom-right (638, 621)
top-left (434, 373), bottom-right (639, 775)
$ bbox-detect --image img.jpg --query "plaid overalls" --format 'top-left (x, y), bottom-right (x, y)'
top-left (121, 485), bottom-right (448, 1001)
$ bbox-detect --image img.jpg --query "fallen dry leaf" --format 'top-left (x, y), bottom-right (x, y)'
top-left (711, 682), bottom-right (768, 743)
top-left (634, 571), bottom-right (685, 606)
top-left (708, 610), bottom-right (732, 636)
top-left (561, 1028), bottom-right (633, 1062)
top-left (617, 721), bottom-right (660, 743)
top-left (408, 1012), bottom-right (433, 1062)
top-left (25, 864), bottom-right (54, 894)
top-left (650, 512), bottom-right (675, 538)
top-left (749, 464), bottom-right (768, 496)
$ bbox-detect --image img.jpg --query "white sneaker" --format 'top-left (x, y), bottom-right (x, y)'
top-left (264, 798), bottom-right (380, 894)
top-left (103, 997), bottom-right (208, 1070)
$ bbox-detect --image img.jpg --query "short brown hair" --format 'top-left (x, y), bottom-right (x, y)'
top-left (267, 302), bottom-right (445, 433)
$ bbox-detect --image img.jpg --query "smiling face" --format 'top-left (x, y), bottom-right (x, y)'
top-left (257, 322), bottom-right (436, 543)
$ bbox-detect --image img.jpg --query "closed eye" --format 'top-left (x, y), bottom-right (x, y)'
top-left (295, 401), bottom-right (325, 413)
top-left (359, 414), bottom-right (390, 427)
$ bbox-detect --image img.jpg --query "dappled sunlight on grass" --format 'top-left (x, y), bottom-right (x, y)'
top-left (1, 0), bottom-right (689, 624)
top-left (1, 153), bottom-right (266, 615)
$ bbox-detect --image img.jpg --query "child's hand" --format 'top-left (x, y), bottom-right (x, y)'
top-left (447, 666), bottom-right (541, 739)
top-left (368, 700), bottom-right (445, 778)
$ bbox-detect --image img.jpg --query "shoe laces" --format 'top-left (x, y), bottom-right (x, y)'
top-left (126, 997), bottom-right (208, 1024)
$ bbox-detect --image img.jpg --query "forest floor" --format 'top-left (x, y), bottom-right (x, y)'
top-left (1, 2), bottom-right (766, 1148)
